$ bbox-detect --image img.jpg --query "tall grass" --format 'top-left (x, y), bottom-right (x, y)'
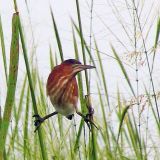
top-left (0, 12), bottom-right (19, 159)
top-left (0, 0), bottom-right (160, 160)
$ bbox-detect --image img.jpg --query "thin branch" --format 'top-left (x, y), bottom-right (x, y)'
top-left (132, 0), bottom-right (160, 122)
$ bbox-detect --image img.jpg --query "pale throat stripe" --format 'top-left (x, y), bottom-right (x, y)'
top-left (72, 67), bottom-right (81, 74)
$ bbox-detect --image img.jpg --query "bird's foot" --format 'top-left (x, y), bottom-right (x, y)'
top-left (83, 115), bottom-right (99, 131)
top-left (86, 113), bottom-right (93, 119)
top-left (85, 108), bottom-right (97, 130)
top-left (33, 114), bottom-right (44, 132)
top-left (84, 118), bottom-right (91, 131)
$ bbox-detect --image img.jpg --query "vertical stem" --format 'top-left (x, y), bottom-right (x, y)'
top-left (88, 0), bottom-right (94, 88)
top-left (0, 105), bottom-right (1, 128)
top-left (0, 16), bottom-right (8, 81)
top-left (132, 0), bottom-right (160, 122)
top-left (73, 117), bottom-right (81, 160)
top-left (18, 18), bottom-right (48, 160)
top-left (75, 0), bottom-right (90, 93)
top-left (133, 5), bottom-right (142, 157)
top-left (12, 1), bottom-right (48, 159)
top-left (85, 95), bottom-right (97, 160)
top-left (0, 13), bottom-right (19, 160)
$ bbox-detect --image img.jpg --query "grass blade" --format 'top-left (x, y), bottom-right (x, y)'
top-left (49, 46), bottom-right (55, 69)
top-left (151, 17), bottom-right (160, 72)
top-left (116, 105), bottom-right (130, 146)
top-left (97, 85), bottom-right (110, 149)
top-left (111, 45), bottom-right (135, 97)
top-left (75, 0), bottom-right (90, 93)
top-left (0, 12), bottom-right (19, 158)
top-left (23, 86), bottom-right (31, 159)
top-left (95, 40), bottom-right (110, 110)
top-left (50, 7), bottom-right (64, 62)
top-left (0, 15), bottom-right (7, 81)
top-left (17, 10), bottom-right (48, 160)
top-left (7, 75), bottom-right (27, 156)
top-left (72, 27), bottom-right (85, 152)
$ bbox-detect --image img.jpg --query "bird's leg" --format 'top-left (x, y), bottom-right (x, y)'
top-left (76, 111), bottom-right (98, 130)
top-left (86, 107), bottom-right (94, 119)
top-left (33, 111), bottom-right (58, 132)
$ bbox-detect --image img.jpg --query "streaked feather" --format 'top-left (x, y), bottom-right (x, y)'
top-left (46, 63), bottom-right (78, 116)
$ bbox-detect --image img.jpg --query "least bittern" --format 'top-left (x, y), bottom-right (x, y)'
top-left (33, 59), bottom-right (97, 132)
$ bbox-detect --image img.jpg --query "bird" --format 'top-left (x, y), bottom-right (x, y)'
top-left (33, 59), bottom-right (97, 132)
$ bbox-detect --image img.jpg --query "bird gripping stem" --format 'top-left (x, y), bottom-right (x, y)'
top-left (85, 95), bottom-right (98, 130)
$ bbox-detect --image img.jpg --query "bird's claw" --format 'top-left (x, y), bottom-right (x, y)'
top-left (33, 114), bottom-right (44, 132)
top-left (86, 113), bottom-right (92, 119)
top-left (84, 115), bottom-right (99, 131)
top-left (84, 118), bottom-right (91, 131)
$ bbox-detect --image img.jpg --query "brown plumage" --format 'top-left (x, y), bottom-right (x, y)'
top-left (46, 61), bottom-right (78, 111)
top-left (33, 59), bottom-right (97, 132)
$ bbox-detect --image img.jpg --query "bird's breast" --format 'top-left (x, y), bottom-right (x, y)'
top-left (53, 103), bottom-right (76, 116)
top-left (47, 75), bottom-right (78, 116)
top-left (49, 94), bottom-right (78, 115)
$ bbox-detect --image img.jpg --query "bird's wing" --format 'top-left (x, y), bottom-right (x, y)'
top-left (46, 65), bottom-right (61, 96)
top-left (61, 77), bottom-right (78, 107)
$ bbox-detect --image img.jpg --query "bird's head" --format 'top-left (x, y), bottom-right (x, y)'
top-left (61, 59), bottom-right (95, 76)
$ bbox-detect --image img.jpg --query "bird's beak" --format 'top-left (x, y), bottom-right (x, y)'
top-left (73, 64), bottom-right (96, 73)
top-left (79, 64), bottom-right (96, 70)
